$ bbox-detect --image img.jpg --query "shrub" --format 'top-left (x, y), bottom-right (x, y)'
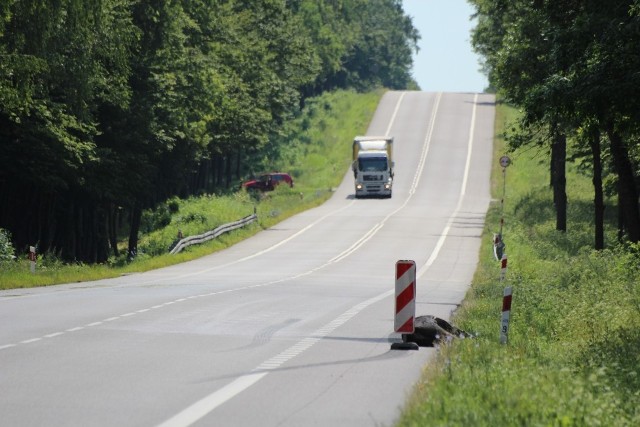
top-left (141, 203), bottom-right (172, 233)
top-left (0, 228), bottom-right (15, 262)
top-left (167, 196), bottom-right (180, 213)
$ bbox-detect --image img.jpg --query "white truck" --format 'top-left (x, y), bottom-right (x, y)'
top-left (352, 136), bottom-right (394, 198)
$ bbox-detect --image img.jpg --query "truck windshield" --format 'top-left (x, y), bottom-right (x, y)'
top-left (358, 157), bottom-right (388, 172)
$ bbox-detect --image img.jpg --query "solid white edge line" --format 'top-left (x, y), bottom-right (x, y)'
top-left (410, 92), bottom-right (442, 195)
top-left (417, 93), bottom-right (478, 278)
top-left (460, 93), bottom-right (478, 198)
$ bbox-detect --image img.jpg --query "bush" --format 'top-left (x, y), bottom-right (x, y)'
top-left (140, 237), bottom-right (170, 257)
top-left (167, 196), bottom-right (180, 213)
top-left (141, 203), bottom-right (172, 233)
top-left (0, 228), bottom-right (15, 262)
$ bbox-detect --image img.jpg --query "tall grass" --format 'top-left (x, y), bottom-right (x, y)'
top-left (0, 89), bottom-right (383, 289)
top-left (398, 102), bottom-right (640, 426)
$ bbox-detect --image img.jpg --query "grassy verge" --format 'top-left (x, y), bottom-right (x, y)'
top-left (397, 102), bottom-right (640, 426)
top-left (0, 89), bottom-right (383, 289)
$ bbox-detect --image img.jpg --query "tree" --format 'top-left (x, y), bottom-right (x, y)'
top-left (470, 0), bottom-right (640, 245)
top-left (339, 0), bottom-right (419, 91)
top-left (553, 0), bottom-right (640, 242)
top-left (470, 0), bottom-right (570, 232)
top-left (0, 0), bottom-right (136, 261)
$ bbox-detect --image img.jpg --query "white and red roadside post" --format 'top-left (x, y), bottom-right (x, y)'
top-left (500, 253), bottom-right (508, 282)
top-left (391, 260), bottom-right (419, 350)
top-left (500, 286), bottom-right (513, 344)
top-left (29, 246), bottom-right (36, 273)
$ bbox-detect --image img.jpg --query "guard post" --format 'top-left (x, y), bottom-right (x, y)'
top-left (29, 246), bottom-right (36, 273)
top-left (500, 286), bottom-right (513, 344)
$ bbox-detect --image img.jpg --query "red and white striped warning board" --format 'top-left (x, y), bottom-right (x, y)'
top-left (394, 260), bottom-right (416, 333)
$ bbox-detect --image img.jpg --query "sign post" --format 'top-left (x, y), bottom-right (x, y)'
top-left (500, 286), bottom-right (513, 344)
top-left (500, 254), bottom-right (508, 282)
top-left (29, 246), bottom-right (36, 273)
top-left (391, 260), bottom-right (419, 350)
top-left (494, 155), bottom-right (511, 261)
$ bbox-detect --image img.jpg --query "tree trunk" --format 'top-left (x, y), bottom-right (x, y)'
top-left (618, 191), bottom-right (624, 243)
top-left (94, 204), bottom-right (109, 264)
top-left (235, 149), bottom-right (241, 180)
top-left (128, 203), bottom-right (142, 260)
top-left (216, 154), bottom-right (223, 187)
top-left (550, 146), bottom-right (555, 189)
top-left (69, 200), bottom-right (77, 260)
top-left (551, 129), bottom-right (567, 232)
top-left (108, 204), bottom-right (119, 257)
top-left (606, 123), bottom-right (640, 243)
top-left (89, 204), bottom-right (98, 264)
top-left (589, 126), bottom-right (605, 250)
top-left (225, 154), bottom-right (232, 188)
top-left (44, 194), bottom-right (57, 253)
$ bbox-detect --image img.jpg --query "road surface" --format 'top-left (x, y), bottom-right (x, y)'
top-left (0, 91), bottom-right (495, 427)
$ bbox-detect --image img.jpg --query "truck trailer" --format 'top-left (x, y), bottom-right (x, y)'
top-left (351, 136), bottom-right (394, 198)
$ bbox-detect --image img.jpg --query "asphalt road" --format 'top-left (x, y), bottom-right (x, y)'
top-left (0, 91), bottom-right (495, 427)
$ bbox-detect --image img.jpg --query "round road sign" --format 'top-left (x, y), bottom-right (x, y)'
top-left (500, 156), bottom-right (511, 168)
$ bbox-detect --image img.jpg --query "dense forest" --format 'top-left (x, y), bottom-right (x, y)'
top-left (0, 0), bottom-right (419, 263)
top-left (470, 0), bottom-right (640, 247)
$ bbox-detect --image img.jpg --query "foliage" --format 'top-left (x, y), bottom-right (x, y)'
top-left (0, 228), bottom-right (14, 262)
top-left (293, 0), bottom-right (420, 93)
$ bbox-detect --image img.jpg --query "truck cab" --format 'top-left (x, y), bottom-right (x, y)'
top-left (352, 136), bottom-right (394, 198)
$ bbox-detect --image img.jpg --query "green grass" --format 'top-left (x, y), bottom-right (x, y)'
top-left (397, 101), bottom-right (640, 426)
top-left (0, 89), bottom-right (382, 289)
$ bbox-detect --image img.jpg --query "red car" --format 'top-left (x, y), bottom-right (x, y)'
top-left (242, 172), bottom-right (294, 191)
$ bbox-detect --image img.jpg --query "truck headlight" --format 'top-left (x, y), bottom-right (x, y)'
top-left (356, 183), bottom-right (363, 190)
top-left (384, 183), bottom-right (391, 190)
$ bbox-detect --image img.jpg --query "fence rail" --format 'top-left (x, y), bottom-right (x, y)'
top-left (169, 213), bottom-right (257, 255)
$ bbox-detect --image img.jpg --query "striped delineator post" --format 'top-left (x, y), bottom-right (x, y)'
top-left (394, 260), bottom-right (416, 333)
top-left (500, 253), bottom-right (508, 281)
top-left (391, 260), bottom-right (419, 350)
top-left (500, 286), bottom-right (513, 344)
